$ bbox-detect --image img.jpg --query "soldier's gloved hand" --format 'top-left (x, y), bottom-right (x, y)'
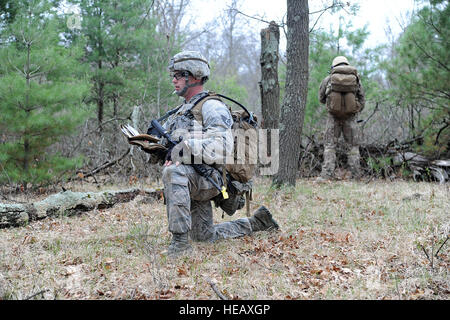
top-left (165, 137), bottom-right (184, 162)
top-left (164, 145), bottom-right (176, 162)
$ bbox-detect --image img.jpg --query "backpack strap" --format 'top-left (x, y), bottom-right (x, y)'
top-left (190, 91), bottom-right (257, 127)
top-left (189, 92), bottom-right (225, 124)
top-left (159, 105), bottom-right (182, 121)
top-left (216, 93), bottom-right (257, 127)
top-left (245, 191), bottom-right (251, 217)
top-left (188, 92), bottom-right (230, 198)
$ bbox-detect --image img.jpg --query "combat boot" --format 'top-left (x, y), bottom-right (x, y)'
top-left (348, 146), bottom-right (361, 180)
top-left (248, 206), bottom-right (279, 232)
top-left (167, 233), bottom-right (192, 257)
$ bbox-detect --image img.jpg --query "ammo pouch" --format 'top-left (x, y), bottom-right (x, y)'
top-left (213, 180), bottom-right (253, 217)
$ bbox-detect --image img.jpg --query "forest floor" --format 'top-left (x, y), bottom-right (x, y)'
top-left (0, 177), bottom-right (449, 300)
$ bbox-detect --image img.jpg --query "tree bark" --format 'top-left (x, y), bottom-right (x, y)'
top-left (259, 21), bottom-right (280, 133)
top-left (273, 0), bottom-right (309, 186)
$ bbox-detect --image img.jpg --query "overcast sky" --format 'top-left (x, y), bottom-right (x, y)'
top-left (186, 0), bottom-right (418, 49)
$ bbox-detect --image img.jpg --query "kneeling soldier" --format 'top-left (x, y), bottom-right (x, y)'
top-left (148, 51), bottom-right (279, 257)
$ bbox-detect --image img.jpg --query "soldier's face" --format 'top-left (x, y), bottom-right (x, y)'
top-left (171, 71), bottom-right (202, 97)
top-left (172, 72), bottom-right (187, 93)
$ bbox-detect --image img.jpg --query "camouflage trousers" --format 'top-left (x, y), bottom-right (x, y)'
top-left (321, 114), bottom-right (361, 178)
top-left (162, 164), bottom-right (252, 242)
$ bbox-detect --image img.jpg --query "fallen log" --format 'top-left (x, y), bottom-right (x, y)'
top-left (0, 188), bottom-right (163, 229)
top-left (392, 151), bottom-right (450, 184)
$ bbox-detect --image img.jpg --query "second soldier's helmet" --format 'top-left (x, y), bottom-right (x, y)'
top-left (332, 56), bottom-right (350, 68)
top-left (168, 51), bottom-right (210, 82)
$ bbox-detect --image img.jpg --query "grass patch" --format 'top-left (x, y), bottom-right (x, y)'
top-left (0, 177), bottom-right (448, 300)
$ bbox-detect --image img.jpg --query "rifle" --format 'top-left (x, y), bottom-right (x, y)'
top-left (150, 119), bottom-right (229, 200)
top-left (146, 92), bottom-right (257, 136)
top-left (147, 106), bottom-right (181, 136)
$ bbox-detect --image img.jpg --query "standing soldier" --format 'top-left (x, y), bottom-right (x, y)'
top-left (317, 56), bottom-right (366, 181)
top-left (147, 51), bottom-right (279, 257)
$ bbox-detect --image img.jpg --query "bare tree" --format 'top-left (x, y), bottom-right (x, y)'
top-left (150, 0), bottom-right (191, 119)
top-left (153, 0), bottom-right (188, 51)
top-left (273, 0), bottom-right (309, 187)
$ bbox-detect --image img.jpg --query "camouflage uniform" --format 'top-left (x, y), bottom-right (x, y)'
top-left (318, 66), bottom-right (365, 179)
top-left (151, 51), bottom-right (278, 257)
top-left (161, 92), bottom-right (253, 242)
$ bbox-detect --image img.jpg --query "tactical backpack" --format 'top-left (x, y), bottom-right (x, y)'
top-left (190, 92), bottom-right (258, 184)
top-left (326, 65), bottom-right (361, 119)
top-left (190, 92), bottom-right (258, 217)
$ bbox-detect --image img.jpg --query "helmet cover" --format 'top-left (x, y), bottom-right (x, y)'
top-left (169, 51), bottom-right (210, 79)
top-left (332, 56), bottom-right (350, 68)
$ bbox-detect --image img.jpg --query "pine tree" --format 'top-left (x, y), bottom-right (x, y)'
top-left (0, 0), bottom-right (19, 27)
top-left (73, 0), bottom-right (173, 131)
top-left (384, 0), bottom-right (449, 157)
top-left (0, 0), bottom-right (89, 187)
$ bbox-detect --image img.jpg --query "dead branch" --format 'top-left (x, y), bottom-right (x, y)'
top-left (296, 132), bottom-right (450, 182)
top-left (435, 236), bottom-right (449, 258)
top-left (78, 148), bottom-right (130, 179)
top-left (420, 244), bottom-right (432, 264)
top-left (229, 8), bottom-right (281, 27)
top-left (25, 289), bottom-right (50, 300)
top-left (206, 278), bottom-right (229, 300)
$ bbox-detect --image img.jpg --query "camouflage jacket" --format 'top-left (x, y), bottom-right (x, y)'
top-left (318, 73), bottom-right (366, 111)
top-left (159, 91), bottom-right (234, 165)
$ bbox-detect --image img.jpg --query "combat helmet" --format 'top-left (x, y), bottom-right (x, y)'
top-left (169, 51), bottom-right (210, 81)
top-left (332, 56), bottom-right (350, 68)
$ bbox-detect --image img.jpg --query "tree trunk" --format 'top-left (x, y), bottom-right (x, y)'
top-left (97, 59), bottom-right (104, 131)
top-left (23, 41), bottom-right (32, 189)
top-left (273, 0), bottom-right (309, 187)
top-left (259, 21), bottom-right (280, 135)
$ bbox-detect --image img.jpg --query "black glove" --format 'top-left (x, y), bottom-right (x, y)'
top-left (165, 137), bottom-right (184, 162)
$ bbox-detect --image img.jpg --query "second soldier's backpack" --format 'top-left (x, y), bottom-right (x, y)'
top-left (326, 65), bottom-right (361, 119)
